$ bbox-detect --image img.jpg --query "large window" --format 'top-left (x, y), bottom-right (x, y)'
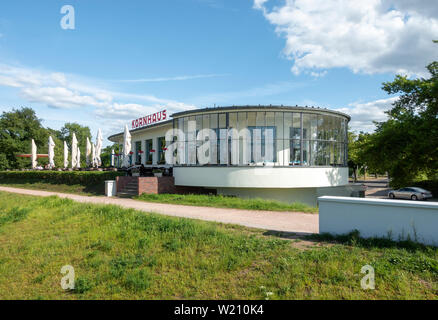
top-left (157, 137), bottom-right (166, 165)
top-left (135, 141), bottom-right (142, 165)
top-left (173, 110), bottom-right (348, 167)
top-left (145, 139), bottom-right (153, 165)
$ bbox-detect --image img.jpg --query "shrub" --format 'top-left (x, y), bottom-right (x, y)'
top-left (0, 171), bottom-right (124, 187)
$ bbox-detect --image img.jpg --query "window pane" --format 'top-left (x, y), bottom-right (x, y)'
top-left (291, 113), bottom-right (301, 139)
top-left (290, 139), bottom-right (301, 165)
top-left (229, 112), bottom-right (237, 129)
top-left (284, 112), bottom-right (292, 139)
top-left (135, 141), bottom-right (142, 164)
top-left (302, 140), bottom-right (310, 166)
top-left (275, 112), bottom-right (283, 139)
top-left (157, 137), bottom-right (166, 164)
top-left (256, 111), bottom-right (265, 127)
top-left (238, 112), bottom-right (247, 130)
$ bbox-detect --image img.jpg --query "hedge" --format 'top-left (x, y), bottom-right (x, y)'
top-left (0, 171), bottom-right (124, 186)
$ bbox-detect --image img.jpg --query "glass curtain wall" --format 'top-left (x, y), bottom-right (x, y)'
top-left (171, 111), bottom-right (348, 167)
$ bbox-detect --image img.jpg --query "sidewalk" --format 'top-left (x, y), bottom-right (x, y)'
top-left (0, 186), bottom-right (318, 234)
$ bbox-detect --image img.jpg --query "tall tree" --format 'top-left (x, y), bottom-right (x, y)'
top-left (0, 107), bottom-right (47, 169)
top-left (59, 123), bottom-right (92, 167)
top-left (362, 55), bottom-right (438, 186)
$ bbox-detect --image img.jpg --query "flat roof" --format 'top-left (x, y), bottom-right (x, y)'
top-left (108, 105), bottom-right (350, 142)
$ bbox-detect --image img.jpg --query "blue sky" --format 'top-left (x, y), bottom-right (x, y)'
top-left (0, 0), bottom-right (437, 145)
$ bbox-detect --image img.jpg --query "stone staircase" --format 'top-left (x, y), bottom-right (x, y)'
top-left (117, 179), bottom-right (138, 198)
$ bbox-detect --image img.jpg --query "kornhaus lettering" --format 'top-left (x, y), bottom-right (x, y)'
top-left (132, 110), bottom-right (167, 129)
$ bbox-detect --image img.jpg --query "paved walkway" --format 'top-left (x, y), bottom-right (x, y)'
top-left (0, 186), bottom-right (319, 234)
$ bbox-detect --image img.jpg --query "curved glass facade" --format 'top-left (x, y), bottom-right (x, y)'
top-left (171, 110), bottom-right (348, 167)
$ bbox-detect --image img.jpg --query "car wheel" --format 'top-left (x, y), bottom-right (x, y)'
top-left (411, 195), bottom-right (418, 201)
top-left (389, 193), bottom-right (395, 199)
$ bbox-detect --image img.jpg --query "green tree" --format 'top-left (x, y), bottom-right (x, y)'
top-left (362, 56), bottom-right (438, 186)
top-left (101, 143), bottom-right (120, 167)
top-left (59, 123), bottom-right (92, 168)
top-left (348, 131), bottom-right (374, 181)
top-left (0, 107), bottom-right (47, 169)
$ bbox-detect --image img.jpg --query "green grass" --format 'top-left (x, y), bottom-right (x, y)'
top-left (136, 193), bottom-right (318, 213)
top-left (0, 181), bottom-right (104, 196)
top-left (0, 192), bottom-right (437, 299)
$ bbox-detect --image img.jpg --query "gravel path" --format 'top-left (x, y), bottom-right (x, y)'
top-left (0, 186), bottom-right (319, 234)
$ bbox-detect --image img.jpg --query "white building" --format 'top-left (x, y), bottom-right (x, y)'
top-left (108, 105), bottom-right (356, 206)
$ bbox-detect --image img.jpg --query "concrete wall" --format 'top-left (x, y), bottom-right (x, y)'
top-left (174, 166), bottom-right (348, 189)
top-left (319, 196), bottom-right (438, 246)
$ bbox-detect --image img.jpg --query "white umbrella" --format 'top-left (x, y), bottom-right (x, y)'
top-left (86, 137), bottom-right (92, 167)
top-left (91, 143), bottom-right (96, 168)
top-left (48, 136), bottom-right (55, 168)
top-left (76, 147), bottom-right (81, 169)
top-left (122, 124), bottom-right (131, 167)
top-left (95, 129), bottom-right (103, 167)
top-left (31, 139), bottom-right (37, 169)
top-left (71, 133), bottom-right (78, 168)
top-left (110, 149), bottom-right (115, 167)
top-left (63, 141), bottom-right (69, 169)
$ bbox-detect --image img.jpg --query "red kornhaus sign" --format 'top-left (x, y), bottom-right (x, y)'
top-left (131, 110), bottom-right (167, 129)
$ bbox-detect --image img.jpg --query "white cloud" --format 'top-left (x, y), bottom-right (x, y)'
top-left (254, 0), bottom-right (438, 76)
top-left (20, 86), bottom-right (107, 109)
top-left (337, 96), bottom-right (398, 132)
top-left (0, 63), bottom-right (196, 121)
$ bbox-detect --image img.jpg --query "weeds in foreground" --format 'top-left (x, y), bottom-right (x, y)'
top-left (0, 191), bottom-right (436, 300)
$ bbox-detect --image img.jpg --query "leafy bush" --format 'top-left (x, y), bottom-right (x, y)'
top-left (0, 171), bottom-right (124, 186)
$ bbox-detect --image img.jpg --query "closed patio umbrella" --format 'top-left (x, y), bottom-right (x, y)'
top-left (122, 125), bottom-right (131, 167)
top-left (95, 128), bottom-right (103, 167)
top-left (31, 139), bottom-right (37, 169)
top-left (48, 136), bottom-right (55, 168)
top-left (86, 137), bottom-right (92, 167)
top-left (63, 141), bottom-right (69, 169)
top-left (71, 133), bottom-right (78, 168)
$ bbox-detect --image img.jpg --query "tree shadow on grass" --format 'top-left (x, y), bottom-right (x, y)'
top-left (263, 229), bottom-right (436, 252)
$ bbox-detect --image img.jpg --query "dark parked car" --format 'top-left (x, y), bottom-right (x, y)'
top-left (388, 187), bottom-right (433, 200)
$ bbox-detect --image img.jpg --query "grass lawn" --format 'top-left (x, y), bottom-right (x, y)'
top-left (0, 180), bottom-right (104, 196)
top-left (0, 180), bottom-right (318, 213)
top-left (0, 192), bottom-right (437, 299)
top-left (136, 193), bottom-right (318, 213)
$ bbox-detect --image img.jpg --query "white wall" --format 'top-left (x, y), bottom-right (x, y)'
top-left (174, 166), bottom-right (348, 188)
top-left (319, 196), bottom-right (438, 246)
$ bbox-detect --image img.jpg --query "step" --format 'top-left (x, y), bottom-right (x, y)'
top-left (120, 187), bottom-right (138, 192)
top-left (125, 182), bottom-right (139, 187)
top-left (117, 192), bottom-right (137, 198)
